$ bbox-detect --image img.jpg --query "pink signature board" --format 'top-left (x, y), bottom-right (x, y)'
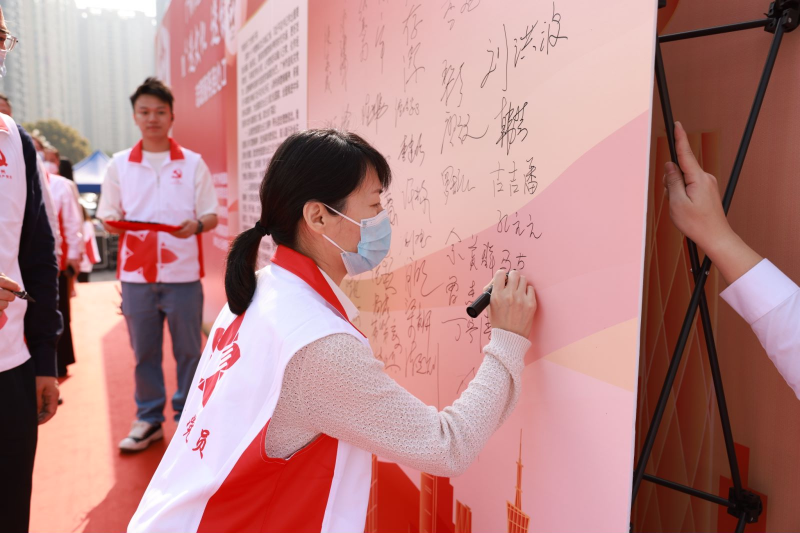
top-left (306, 0), bottom-right (657, 531)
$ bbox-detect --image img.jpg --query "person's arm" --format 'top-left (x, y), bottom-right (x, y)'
top-left (170, 159), bottom-right (219, 238)
top-left (96, 161), bottom-right (125, 235)
top-left (662, 121), bottom-right (762, 284)
top-left (285, 270), bottom-right (534, 476)
top-left (292, 329), bottom-right (530, 477)
top-left (38, 163), bottom-right (62, 259)
top-left (664, 121), bottom-right (800, 398)
top-left (17, 125), bottom-right (62, 424)
top-left (719, 260), bottom-right (800, 399)
top-left (67, 179), bottom-right (81, 204)
top-left (58, 180), bottom-right (83, 271)
top-left (0, 274), bottom-right (22, 325)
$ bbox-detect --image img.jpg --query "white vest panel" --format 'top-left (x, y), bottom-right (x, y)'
top-left (130, 252), bottom-right (372, 532)
top-left (0, 114), bottom-right (31, 372)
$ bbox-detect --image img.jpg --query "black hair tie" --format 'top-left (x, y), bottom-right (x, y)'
top-left (254, 221), bottom-right (269, 236)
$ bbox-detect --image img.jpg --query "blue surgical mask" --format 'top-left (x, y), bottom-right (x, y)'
top-left (0, 50), bottom-right (7, 78)
top-left (322, 204), bottom-right (392, 276)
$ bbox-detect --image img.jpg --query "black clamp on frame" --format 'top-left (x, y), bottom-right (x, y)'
top-left (766, 0), bottom-right (800, 33)
top-left (727, 488), bottom-right (764, 525)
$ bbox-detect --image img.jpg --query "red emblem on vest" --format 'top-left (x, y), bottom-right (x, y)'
top-left (121, 231), bottom-right (179, 283)
top-left (0, 148), bottom-right (7, 167)
top-left (198, 312), bottom-right (246, 406)
top-left (172, 169), bottom-right (182, 179)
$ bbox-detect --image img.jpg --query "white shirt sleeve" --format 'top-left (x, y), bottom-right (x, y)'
top-left (96, 160), bottom-right (123, 221)
top-left (194, 159), bottom-right (218, 218)
top-left (52, 177), bottom-right (84, 261)
top-left (38, 163), bottom-right (62, 259)
top-left (720, 259), bottom-right (800, 399)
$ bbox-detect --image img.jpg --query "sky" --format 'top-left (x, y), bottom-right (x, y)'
top-left (74, 0), bottom-right (157, 17)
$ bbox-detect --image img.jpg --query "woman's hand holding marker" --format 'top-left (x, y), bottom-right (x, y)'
top-left (486, 269), bottom-right (537, 339)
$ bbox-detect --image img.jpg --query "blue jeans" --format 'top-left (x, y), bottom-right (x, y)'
top-left (121, 281), bottom-right (203, 424)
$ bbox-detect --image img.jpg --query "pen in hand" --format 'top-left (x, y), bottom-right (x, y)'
top-left (11, 290), bottom-right (36, 303)
top-left (466, 272), bottom-right (509, 318)
top-left (0, 272), bottom-right (36, 304)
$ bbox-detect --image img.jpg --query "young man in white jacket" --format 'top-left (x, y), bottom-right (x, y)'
top-left (97, 78), bottom-right (218, 451)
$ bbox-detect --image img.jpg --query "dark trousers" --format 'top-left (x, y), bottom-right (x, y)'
top-left (57, 272), bottom-right (75, 376)
top-left (0, 358), bottom-right (38, 533)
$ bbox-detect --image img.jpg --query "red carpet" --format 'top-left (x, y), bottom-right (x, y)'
top-left (30, 281), bottom-right (187, 532)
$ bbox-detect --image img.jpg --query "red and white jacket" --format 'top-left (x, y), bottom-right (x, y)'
top-left (0, 113), bottom-right (31, 372)
top-left (129, 246), bottom-right (373, 532)
top-left (48, 173), bottom-right (83, 272)
top-left (114, 139), bottom-right (205, 283)
top-left (80, 220), bottom-right (100, 273)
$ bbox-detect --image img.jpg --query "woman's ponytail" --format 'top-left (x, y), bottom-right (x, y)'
top-left (224, 226), bottom-right (264, 315)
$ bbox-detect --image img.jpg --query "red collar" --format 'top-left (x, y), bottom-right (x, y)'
top-left (271, 245), bottom-right (364, 337)
top-left (128, 138), bottom-right (185, 163)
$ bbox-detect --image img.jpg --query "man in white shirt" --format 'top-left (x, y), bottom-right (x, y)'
top-left (97, 78), bottom-right (218, 451)
top-left (663, 121), bottom-right (799, 400)
top-left (0, 9), bottom-right (62, 531)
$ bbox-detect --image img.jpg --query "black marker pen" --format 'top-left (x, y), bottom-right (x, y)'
top-left (466, 286), bottom-right (493, 318)
top-left (466, 272), bottom-right (508, 318)
top-left (11, 290), bottom-right (36, 303)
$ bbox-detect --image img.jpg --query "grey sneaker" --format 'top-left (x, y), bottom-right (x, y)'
top-left (119, 420), bottom-right (163, 452)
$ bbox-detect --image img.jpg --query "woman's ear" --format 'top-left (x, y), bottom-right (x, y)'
top-left (302, 201), bottom-right (328, 235)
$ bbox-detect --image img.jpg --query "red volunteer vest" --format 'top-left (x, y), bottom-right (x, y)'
top-left (129, 247), bottom-right (373, 532)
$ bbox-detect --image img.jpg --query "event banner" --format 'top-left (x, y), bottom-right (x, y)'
top-left (160, 0), bottom-right (657, 531)
top-left (237, 0), bottom-right (308, 265)
top-left (306, 1), bottom-right (657, 531)
top-left (156, 0), bottom-right (240, 319)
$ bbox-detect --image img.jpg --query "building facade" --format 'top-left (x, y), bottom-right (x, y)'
top-left (0, 0), bottom-right (155, 155)
top-left (155, 0), bottom-right (170, 26)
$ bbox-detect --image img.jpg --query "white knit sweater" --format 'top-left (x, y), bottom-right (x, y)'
top-left (265, 328), bottom-right (530, 477)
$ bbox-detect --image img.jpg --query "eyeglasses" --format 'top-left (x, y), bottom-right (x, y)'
top-left (0, 34), bottom-right (18, 52)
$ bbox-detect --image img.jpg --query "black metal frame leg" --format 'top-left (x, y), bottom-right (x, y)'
top-left (631, 1), bottom-right (794, 529)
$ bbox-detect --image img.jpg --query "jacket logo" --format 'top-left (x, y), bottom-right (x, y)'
top-left (121, 231), bottom-right (178, 283)
top-left (197, 312), bottom-right (246, 407)
top-left (0, 148), bottom-right (10, 179)
top-left (172, 169), bottom-right (182, 180)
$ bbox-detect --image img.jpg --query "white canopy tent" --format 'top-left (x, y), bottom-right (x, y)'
top-left (73, 150), bottom-right (110, 194)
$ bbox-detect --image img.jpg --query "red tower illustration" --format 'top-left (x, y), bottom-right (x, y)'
top-left (455, 500), bottom-right (472, 533)
top-left (506, 431), bottom-right (530, 533)
top-left (419, 473), bottom-right (454, 533)
top-left (365, 455), bottom-right (379, 533)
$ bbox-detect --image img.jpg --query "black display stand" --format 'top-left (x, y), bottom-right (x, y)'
top-left (631, 2), bottom-right (799, 532)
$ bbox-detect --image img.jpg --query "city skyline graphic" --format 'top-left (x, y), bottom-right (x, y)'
top-left (507, 431), bottom-right (530, 533)
top-left (363, 431), bottom-right (527, 533)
